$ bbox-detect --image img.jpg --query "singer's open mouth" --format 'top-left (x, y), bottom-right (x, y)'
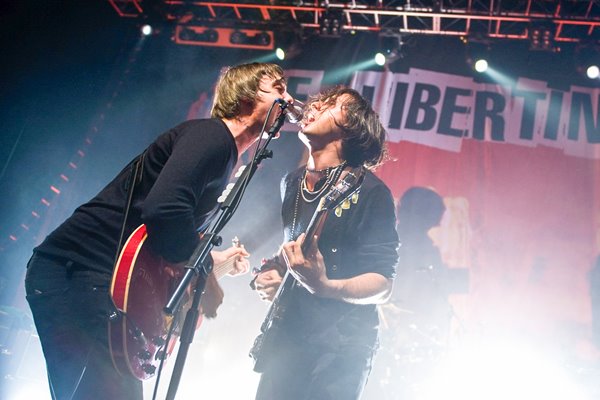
top-left (302, 111), bottom-right (315, 127)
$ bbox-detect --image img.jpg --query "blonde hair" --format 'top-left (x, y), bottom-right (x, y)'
top-left (211, 63), bottom-right (285, 119)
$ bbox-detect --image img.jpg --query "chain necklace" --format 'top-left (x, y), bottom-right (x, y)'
top-left (290, 161), bottom-right (346, 238)
top-left (289, 181), bottom-right (302, 240)
top-left (300, 162), bottom-right (346, 203)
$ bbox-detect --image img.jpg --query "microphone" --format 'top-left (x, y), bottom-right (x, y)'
top-left (276, 99), bottom-right (304, 125)
top-left (284, 100), bottom-right (304, 125)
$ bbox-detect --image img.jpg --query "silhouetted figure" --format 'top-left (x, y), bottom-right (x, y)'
top-left (393, 186), bottom-right (451, 340)
top-left (374, 186), bottom-right (453, 399)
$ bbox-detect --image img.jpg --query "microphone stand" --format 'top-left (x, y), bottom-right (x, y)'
top-left (163, 106), bottom-right (288, 400)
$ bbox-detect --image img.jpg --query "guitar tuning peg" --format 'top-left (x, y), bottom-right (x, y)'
top-left (335, 206), bottom-right (343, 217)
top-left (351, 192), bottom-right (359, 204)
top-left (341, 199), bottom-right (351, 210)
top-left (226, 182), bottom-right (235, 190)
top-left (218, 188), bottom-right (232, 203)
top-left (235, 165), bottom-right (246, 178)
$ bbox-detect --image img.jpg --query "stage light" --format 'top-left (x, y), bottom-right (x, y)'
top-left (179, 27), bottom-right (218, 44)
top-left (466, 38), bottom-right (491, 74)
top-left (474, 59), bottom-right (488, 73)
top-left (257, 32), bottom-right (271, 46)
top-left (374, 33), bottom-right (403, 68)
top-left (574, 42), bottom-right (600, 80)
top-left (275, 47), bottom-right (285, 60)
top-left (175, 26), bottom-right (274, 50)
top-left (586, 65), bottom-right (600, 79)
top-left (529, 24), bottom-right (555, 52)
top-left (273, 29), bottom-right (303, 61)
top-left (374, 52), bottom-right (386, 66)
top-left (141, 24), bottom-right (152, 36)
top-left (230, 30), bottom-right (271, 47)
top-left (230, 30), bottom-right (245, 44)
top-left (319, 12), bottom-right (342, 37)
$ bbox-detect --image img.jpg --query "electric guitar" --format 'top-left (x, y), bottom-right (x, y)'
top-left (109, 225), bottom-right (241, 380)
top-left (249, 166), bottom-right (365, 372)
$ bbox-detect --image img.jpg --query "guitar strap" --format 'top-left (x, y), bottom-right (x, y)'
top-left (66, 153), bottom-right (146, 400)
top-left (110, 151), bottom-right (146, 314)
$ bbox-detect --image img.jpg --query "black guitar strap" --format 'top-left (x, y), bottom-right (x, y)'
top-left (116, 152), bottom-right (145, 262)
top-left (110, 151), bottom-right (146, 315)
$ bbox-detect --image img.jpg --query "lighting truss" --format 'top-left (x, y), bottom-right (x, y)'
top-left (108, 0), bottom-right (600, 44)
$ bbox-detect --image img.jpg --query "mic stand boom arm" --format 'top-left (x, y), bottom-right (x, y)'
top-left (163, 108), bottom-right (287, 400)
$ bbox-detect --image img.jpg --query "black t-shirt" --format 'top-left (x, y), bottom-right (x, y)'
top-left (277, 167), bottom-right (399, 350)
top-left (35, 119), bottom-right (238, 274)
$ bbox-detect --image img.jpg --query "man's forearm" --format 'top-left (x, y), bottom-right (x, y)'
top-left (317, 273), bottom-right (393, 305)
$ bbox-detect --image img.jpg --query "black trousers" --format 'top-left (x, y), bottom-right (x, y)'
top-left (25, 252), bottom-right (142, 400)
top-left (255, 336), bottom-right (375, 400)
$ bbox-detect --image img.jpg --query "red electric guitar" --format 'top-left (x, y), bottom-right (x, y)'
top-left (108, 224), bottom-right (241, 380)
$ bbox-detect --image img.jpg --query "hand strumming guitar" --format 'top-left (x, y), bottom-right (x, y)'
top-left (251, 254), bottom-right (286, 302)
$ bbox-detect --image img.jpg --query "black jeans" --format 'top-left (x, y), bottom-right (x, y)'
top-left (25, 252), bottom-right (142, 400)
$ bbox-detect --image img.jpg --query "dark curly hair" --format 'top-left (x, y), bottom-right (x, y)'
top-left (305, 86), bottom-right (387, 169)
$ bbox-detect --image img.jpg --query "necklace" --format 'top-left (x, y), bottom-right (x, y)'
top-left (300, 161), bottom-right (346, 203)
top-left (290, 180), bottom-right (302, 239)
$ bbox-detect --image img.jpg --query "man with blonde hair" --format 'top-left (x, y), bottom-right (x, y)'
top-left (25, 62), bottom-right (293, 400)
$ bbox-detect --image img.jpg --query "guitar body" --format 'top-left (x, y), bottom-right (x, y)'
top-left (109, 224), bottom-right (191, 380)
top-left (250, 271), bottom-right (295, 373)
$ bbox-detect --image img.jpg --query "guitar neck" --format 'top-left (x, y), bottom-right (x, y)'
top-left (213, 257), bottom-right (237, 280)
top-left (300, 208), bottom-right (328, 254)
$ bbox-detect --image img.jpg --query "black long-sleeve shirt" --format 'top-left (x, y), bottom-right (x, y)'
top-left (35, 118), bottom-right (238, 274)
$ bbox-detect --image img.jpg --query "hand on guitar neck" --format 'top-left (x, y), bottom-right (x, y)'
top-left (201, 241), bottom-right (250, 318)
top-left (280, 232), bottom-right (329, 296)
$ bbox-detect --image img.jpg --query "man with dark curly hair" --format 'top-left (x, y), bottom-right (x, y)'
top-left (251, 86), bottom-right (399, 400)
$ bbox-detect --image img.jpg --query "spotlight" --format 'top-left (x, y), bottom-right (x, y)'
top-left (179, 27), bottom-right (218, 43)
top-left (141, 24), bottom-right (152, 36)
top-left (374, 52), bottom-right (386, 66)
top-left (175, 26), bottom-right (274, 50)
top-left (275, 47), bottom-right (285, 60)
top-left (319, 12), bottom-right (342, 37)
top-left (574, 42), bottom-right (600, 80)
top-left (587, 65), bottom-right (600, 79)
top-left (257, 32), bottom-right (271, 46)
top-left (375, 34), bottom-right (403, 67)
top-left (529, 24), bottom-right (555, 52)
top-left (230, 30), bottom-right (245, 44)
top-left (230, 30), bottom-right (271, 46)
top-left (474, 58), bottom-right (489, 73)
top-left (466, 39), bottom-right (491, 74)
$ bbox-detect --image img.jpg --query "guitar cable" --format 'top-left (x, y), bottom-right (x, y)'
top-left (151, 311), bottom-right (180, 400)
